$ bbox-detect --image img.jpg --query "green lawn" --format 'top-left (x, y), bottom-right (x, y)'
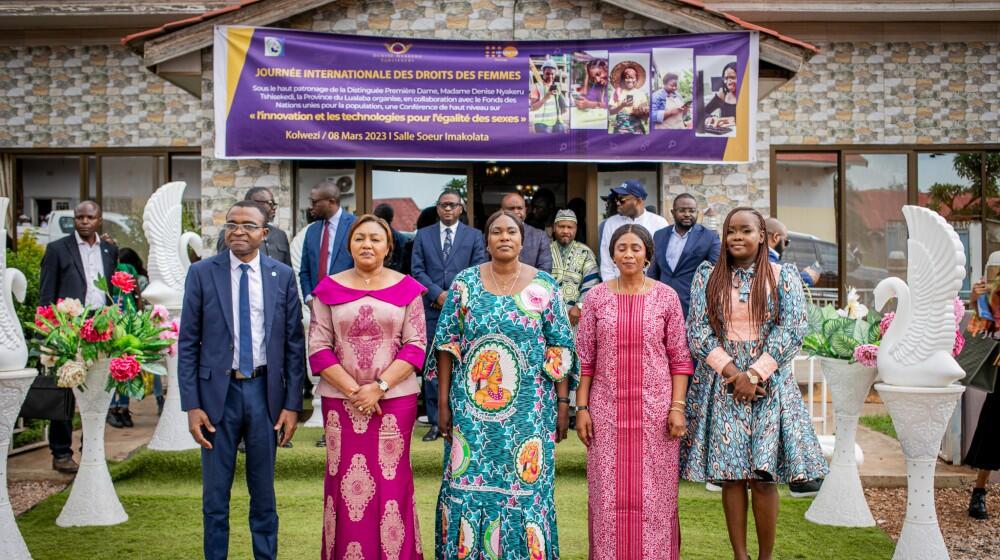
top-left (860, 414), bottom-right (898, 439)
top-left (17, 428), bottom-right (894, 559)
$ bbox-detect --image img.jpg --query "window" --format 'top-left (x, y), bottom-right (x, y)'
top-left (372, 167), bottom-right (467, 234)
top-left (294, 162), bottom-right (356, 235)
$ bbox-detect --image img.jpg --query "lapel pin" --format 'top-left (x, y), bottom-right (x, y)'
top-left (271, 271), bottom-right (277, 277)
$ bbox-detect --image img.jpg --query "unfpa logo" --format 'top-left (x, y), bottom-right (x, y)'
top-left (485, 45), bottom-right (518, 59)
top-left (384, 42), bottom-right (413, 55)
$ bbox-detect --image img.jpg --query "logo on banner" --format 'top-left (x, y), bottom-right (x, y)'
top-left (384, 42), bottom-right (413, 55)
top-left (264, 37), bottom-right (284, 57)
top-left (484, 45), bottom-right (518, 59)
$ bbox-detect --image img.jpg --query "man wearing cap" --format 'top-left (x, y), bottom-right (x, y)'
top-left (529, 57), bottom-right (567, 133)
top-left (549, 210), bottom-right (599, 326)
top-left (599, 180), bottom-right (670, 281)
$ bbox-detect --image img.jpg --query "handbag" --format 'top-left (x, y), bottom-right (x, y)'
top-left (19, 374), bottom-right (75, 421)
top-left (955, 334), bottom-right (999, 393)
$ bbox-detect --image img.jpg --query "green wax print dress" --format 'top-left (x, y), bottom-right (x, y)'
top-left (427, 267), bottom-right (577, 560)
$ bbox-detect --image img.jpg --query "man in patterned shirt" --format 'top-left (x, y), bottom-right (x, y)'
top-left (549, 209), bottom-right (599, 326)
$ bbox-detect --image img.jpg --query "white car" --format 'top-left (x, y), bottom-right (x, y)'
top-left (29, 210), bottom-right (134, 246)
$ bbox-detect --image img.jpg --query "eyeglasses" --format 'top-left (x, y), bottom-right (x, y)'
top-left (254, 199), bottom-right (277, 208)
top-left (309, 197), bottom-right (330, 205)
top-left (437, 202), bottom-right (463, 210)
top-left (223, 222), bottom-right (264, 233)
top-left (616, 195), bottom-right (636, 205)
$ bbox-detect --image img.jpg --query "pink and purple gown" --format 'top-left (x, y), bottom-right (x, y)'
top-left (308, 275), bottom-right (428, 560)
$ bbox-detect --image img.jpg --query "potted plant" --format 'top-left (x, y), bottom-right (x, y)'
top-left (26, 271), bottom-right (176, 527)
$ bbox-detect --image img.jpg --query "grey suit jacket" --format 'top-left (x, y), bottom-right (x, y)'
top-left (216, 223), bottom-right (292, 267)
top-left (520, 224), bottom-right (553, 273)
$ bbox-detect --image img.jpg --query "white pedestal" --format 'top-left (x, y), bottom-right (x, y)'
top-left (56, 360), bottom-right (128, 527)
top-left (806, 358), bottom-right (877, 527)
top-left (304, 373), bottom-right (323, 428)
top-left (876, 383), bottom-right (965, 560)
top-left (0, 369), bottom-right (37, 559)
top-left (148, 308), bottom-right (197, 451)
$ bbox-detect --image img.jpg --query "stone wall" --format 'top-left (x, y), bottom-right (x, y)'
top-left (0, 44), bottom-right (201, 148)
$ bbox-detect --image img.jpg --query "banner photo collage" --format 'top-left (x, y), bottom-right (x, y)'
top-left (215, 26), bottom-right (758, 163)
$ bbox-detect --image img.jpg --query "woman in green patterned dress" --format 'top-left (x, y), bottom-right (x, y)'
top-left (428, 210), bottom-right (577, 560)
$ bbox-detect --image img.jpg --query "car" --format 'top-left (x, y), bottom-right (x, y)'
top-left (784, 232), bottom-right (888, 303)
top-left (28, 210), bottom-right (135, 246)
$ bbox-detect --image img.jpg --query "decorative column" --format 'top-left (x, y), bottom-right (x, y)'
top-left (0, 369), bottom-right (37, 559)
top-left (56, 359), bottom-right (128, 527)
top-left (148, 306), bottom-right (197, 451)
top-left (805, 358), bottom-right (877, 527)
top-left (876, 383), bottom-right (964, 560)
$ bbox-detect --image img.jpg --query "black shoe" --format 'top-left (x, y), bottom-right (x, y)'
top-left (969, 487), bottom-right (989, 520)
top-left (789, 479), bottom-right (823, 498)
top-left (422, 426), bottom-right (440, 442)
top-left (156, 395), bottom-right (164, 416)
top-left (237, 439), bottom-right (246, 453)
top-left (119, 409), bottom-right (134, 428)
top-left (316, 438), bottom-right (326, 448)
top-left (106, 409), bottom-right (125, 428)
top-left (52, 456), bottom-right (79, 474)
top-left (281, 440), bottom-right (293, 449)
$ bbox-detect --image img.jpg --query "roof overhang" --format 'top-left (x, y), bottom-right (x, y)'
top-left (122, 0), bottom-right (818, 97)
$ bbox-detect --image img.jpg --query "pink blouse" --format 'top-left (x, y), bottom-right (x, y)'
top-left (307, 275), bottom-right (427, 399)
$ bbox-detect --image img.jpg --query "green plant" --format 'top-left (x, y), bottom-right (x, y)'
top-left (802, 289), bottom-right (882, 361)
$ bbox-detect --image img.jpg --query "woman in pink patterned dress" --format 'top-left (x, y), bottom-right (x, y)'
top-left (308, 215), bottom-right (426, 560)
top-left (575, 224), bottom-right (692, 560)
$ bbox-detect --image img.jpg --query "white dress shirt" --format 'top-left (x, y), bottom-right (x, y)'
top-left (439, 221), bottom-right (458, 253)
top-left (75, 231), bottom-right (106, 308)
top-left (664, 227), bottom-right (690, 271)
top-left (599, 210), bottom-right (670, 281)
top-left (230, 251), bottom-right (267, 370)
top-left (324, 207), bottom-right (344, 267)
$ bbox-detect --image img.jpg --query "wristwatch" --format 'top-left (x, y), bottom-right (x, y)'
top-left (746, 370), bottom-right (760, 385)
top-left (375, 378), bottom-right (390, 393)
top-left (575, 405), bottom-right (590, 412)
top-left (557, 397), bottom-right (571, 405)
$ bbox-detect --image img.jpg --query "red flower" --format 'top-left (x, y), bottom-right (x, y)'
top-left (34, 305), bottom-right (58, 332)
top-left (80, 317), bottom-right (113, 342)
top-left (111, 271), bottom-right (137, 294)
top-left (109, 355), bottom-right (141, 382)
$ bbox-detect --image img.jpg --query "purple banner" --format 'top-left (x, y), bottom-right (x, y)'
top-left (214, 26), bottom-right (758, 162)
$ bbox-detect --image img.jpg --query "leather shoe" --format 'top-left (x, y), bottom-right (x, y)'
top-left (422, 426), bottom-right (440, 442)
top-left (52, 456), bottom-right (79, 474)
top-left (969, 487), bottom-right (989, 520)
top-left (120, 409), bottom-right (134, 428)
top-left (106, 410), bottom-right (124, 428)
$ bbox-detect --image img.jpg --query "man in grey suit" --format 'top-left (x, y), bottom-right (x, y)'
top-left (500, 191), bottom-right (552, 272)
top-left (411, 189), bottom-right (487, 440)
top-left (217, 187), bottom-right (291, 267)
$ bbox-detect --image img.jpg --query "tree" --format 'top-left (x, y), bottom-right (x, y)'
top-left (926, 153), bottom-right (1000, 218)
top-left (444, 178), bottom-right (468, 201)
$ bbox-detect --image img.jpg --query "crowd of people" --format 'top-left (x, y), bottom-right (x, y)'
top-left (26, 178), bottom-right (993, 560)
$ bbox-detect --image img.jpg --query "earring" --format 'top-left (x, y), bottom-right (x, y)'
top-left (643, 260), bottom-right (650, 273)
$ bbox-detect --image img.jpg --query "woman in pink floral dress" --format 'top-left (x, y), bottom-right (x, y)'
top-left (575, 224), bottom-right (692, 560)
top-left (308, 215), bottom-right (426, 560)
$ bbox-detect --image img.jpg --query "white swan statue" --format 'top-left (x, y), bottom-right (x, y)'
top-left (142, 182), bottom-right (205, 308)
top-left (874, 205), bottom-right (966, 387)
top-left (0, 198), bottom-right (28, 371)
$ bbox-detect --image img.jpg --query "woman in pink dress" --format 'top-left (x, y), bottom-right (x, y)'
top-left (575, 223), bottom-right (692, 560)
top-left (308, 214), bottom-right (426, 560)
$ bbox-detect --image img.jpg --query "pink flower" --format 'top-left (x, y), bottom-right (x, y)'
top-left (159, 320), bottom-right (179, 356)
top-left (108, 355), bottom-right (141, 382)
top-left (150, 304), bottom-right (170, 324)
top-left (953, 330), bottom-right (965, 357)
top-left (954, 297), bottom-right (966, 328)
top-left (520, 283), bottom-right (550, 313)
top-left (879, 312), bottom-right (895, 337)
top-left (34, 305), bottom-right (58, 332)
top-left (80, 316), bottom-right (113, 342)
top-left (110, 271), bottom-right (137, 294)
top-left (853, 344), bottom-right (880, 367)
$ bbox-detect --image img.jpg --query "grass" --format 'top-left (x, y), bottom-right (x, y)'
top-left (17, 428), bottom-right (894, 559)
top-left (860, 413), bottom-right (897, 439)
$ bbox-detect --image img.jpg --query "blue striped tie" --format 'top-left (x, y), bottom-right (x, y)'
top-left (443, 227), bottom-right (453, 261)
top-left (238, 263), bottom-right (253, 376)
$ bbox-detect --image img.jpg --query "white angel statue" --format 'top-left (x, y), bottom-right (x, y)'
top-left (142, 182), bottom-right (204, 308)
top-left (874, 205), bottom-right (966, 387)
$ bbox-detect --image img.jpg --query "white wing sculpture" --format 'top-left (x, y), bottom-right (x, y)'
top-left (0, 197), bottom-right (28, 371)
top-left (290, 226), bottom-right (310, 318)
top-left (142, 182), bottom-right (205, 308)
top-left (874, 205), bottom-right (966, 387)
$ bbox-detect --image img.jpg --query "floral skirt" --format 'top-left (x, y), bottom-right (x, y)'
top-left (322, 395), bottom-right (423, 560)
top-left (680, 341), bottom-right (829, 483)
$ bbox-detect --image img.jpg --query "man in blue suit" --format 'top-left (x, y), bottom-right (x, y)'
top-left (299, 180), bottom-right (357, 301)
top-left (411, 189), bottom-right (487, 441)
top-left (647, 193), bottom-right (721, 317)
top-left (179, 201), bottom-right (305, 560)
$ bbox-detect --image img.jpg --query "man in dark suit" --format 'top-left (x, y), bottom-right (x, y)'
top-left (216, 187), bottom-right (292, 267)
top-left (299, 180), bottom-right (356, 302)
top-left (179, 200), bottom-right (305, 560)
top-left (500, 191), bottom-right (552, 272)
top-left (647, 193), bottom-right (721, 317)
top-left (411, 189), bottom-right (486, 441)
top-left (38, 200), bottom-right (118, 474)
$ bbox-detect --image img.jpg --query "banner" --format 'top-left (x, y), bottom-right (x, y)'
top-left (214, 26), bottom-right (758, 163)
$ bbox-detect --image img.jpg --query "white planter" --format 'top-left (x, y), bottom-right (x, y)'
top-left (148, 308), bottom-right (197, 452)
top-left (55, 359), bottom-right (128, 527)
top-left (876, 383), bottom-right (964, 560)
top-left (0, 368), bottom-right (37, 560)
top-left (805, 358), bottom-right (877, 527)
top-left (303, 372), bottom-right (323, 428)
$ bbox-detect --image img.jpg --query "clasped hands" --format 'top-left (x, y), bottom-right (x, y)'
top-left (350, 382), bottom-right (386, 416)
top-left (722, 362), bottom-right (766, 403)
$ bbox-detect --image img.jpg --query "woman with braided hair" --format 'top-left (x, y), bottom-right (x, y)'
top-left (680, 207), bottom-right (827, 560)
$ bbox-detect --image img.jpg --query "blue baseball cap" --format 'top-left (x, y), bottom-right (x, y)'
top-left (610, 180), bottom-right (648, 200)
